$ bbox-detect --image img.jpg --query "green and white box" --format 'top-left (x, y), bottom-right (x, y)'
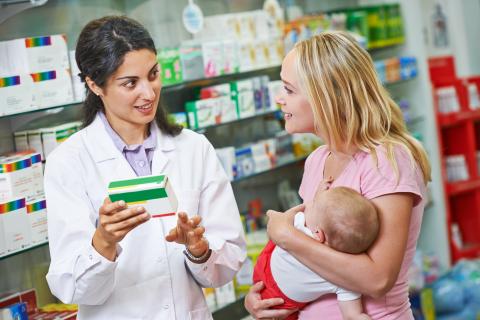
top-left (41, 122), bottom-right (78, 158)
top-left (108, 175), bottom-right (178, 218)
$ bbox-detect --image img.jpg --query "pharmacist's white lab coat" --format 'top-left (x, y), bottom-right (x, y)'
top-left (44, 115), bottom-right (246, 320)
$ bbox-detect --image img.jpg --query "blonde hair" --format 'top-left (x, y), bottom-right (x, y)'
top-left (294, 31), bottom-right (431, 183)
top-left (316, 187), bottom-right (379, 254)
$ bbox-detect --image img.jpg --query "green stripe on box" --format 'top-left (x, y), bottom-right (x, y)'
top-left (109, 188), bottom-right (167, 203)
top-left (109, 175), bottom-right (165, 189)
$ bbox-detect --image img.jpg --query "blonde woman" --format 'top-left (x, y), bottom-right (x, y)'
top-left (245, 31), bottom-right (431, 319)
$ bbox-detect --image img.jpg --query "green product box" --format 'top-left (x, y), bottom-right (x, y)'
top-left (231, 79), bottom-right (255, 119)
top-left (157, 48), bottom-right (183, 86)
top-left (366, 5), bottom-right (388, 49)
top-left (347, 10), bottom-right (369, 45)
top-left (385, 4), bottom-right (405, 45)
top-left (185, 98), bottom-right (216, 129)
top-left (108, 174), bottom-right (178, 218)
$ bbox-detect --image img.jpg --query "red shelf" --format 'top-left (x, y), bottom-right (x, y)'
top-left (438, 109), bottom-right (480, 127)
top-left (452, 243), bottom-right (480, 261)
top-left (446, 178), bottom-right (480, 196)
top-left (430, 56), bottom-right (480, 264)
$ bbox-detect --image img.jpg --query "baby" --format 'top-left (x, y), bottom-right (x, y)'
top-left (253, 186), bottom-right (379, 320)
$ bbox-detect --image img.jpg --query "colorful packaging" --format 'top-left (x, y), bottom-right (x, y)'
top-left (41, 122), bottom-right (78, 159)
top-left (0, 198), bottom-right (31, 252)
top-left (108, 175), bottom-right (177, 218)
top-left (0, 155), bottom-right (34, 201)
top-left (0, 74), bottom-right (34, 116)
top-left (157, 48), bottom-right (183, 86)
top-left (26, 198), bottom-right (47, 244)
top-left (30, 69), bottom-right (74, 108)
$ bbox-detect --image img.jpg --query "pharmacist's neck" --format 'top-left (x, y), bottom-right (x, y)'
top-left (108, 118), bottom-right (148, 145)
top-left (117, 126), bottom-right (148, 145)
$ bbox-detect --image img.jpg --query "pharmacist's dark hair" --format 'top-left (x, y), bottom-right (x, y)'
top-left (75, 15), bottom-right (182, 136)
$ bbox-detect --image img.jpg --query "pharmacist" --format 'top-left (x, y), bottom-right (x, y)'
top-left (44, 16), bottom-right (246, 320)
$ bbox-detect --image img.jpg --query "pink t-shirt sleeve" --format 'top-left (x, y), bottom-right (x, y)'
top-left (360, 146), bottom-right (424, 206)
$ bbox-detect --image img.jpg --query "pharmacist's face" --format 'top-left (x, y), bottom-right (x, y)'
top-left (101, 49), bottom-right (161, 129)
top-left (276, 50), bottom-right (315, 135)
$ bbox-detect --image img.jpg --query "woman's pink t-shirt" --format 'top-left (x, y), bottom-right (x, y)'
top-left (298, 145), bottom-right (427, 320)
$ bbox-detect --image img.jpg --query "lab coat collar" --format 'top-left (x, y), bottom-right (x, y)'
top-left (85, 115), bottom-right (175, 178)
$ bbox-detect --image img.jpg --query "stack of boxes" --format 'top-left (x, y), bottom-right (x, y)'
top-left (0, 151), bottom-right (47, 256)
top-left (0, 35), bottom-right (74, 116)
top-left (14, 121), bottom-right (81, 160)
top-left (185, 77), bottom-right (282, 130)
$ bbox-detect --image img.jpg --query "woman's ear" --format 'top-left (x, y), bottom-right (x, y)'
top-left (85, 76), bottom-right (103, 97)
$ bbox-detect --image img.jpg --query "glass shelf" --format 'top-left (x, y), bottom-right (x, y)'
top-left (232, 155), bottom-right (308, 183)
top-left (0, 100), bottom-right (83, 120)
top-left (162, 65), bottom-right (281, 91)
top-left (1, 69), bottom-right (416, 120)
top-left (384, 75), bottom-right (417, 87)
top-left (195, 109), bottom-right (280, 133)
top-left (0, 240), bottom-right (48, 261)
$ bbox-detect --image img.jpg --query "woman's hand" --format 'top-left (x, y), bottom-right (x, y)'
top-left (93, 197), bottom-right (150, 261)
top-left (165, 212), bottom-right (209, 257)
top-left (244, 281), bottom-right (297, 319)
top-left (266, 204), bottom-right (305, 249)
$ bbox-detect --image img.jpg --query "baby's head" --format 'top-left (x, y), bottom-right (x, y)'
top-left (305, 186), bottom-right (379, 254)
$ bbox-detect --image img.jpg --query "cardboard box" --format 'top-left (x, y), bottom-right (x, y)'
top-left (27, 198), bottom-right (47, 244)
top-left (23, 35), bottom-right (69, 73)
top-left (31, 69), bottom-right (74, 109)
top-left (14, 131), bottom-right (29, 152)
top-left (0, 155), bottom-right (34, 202)
top-left (157, 48), bottom-right (183, 85)
top-left (179, 42), bottom-right (204, 81)
top-left (0, 74), bottom-right (35, 116)
top-left (1, 152), bottom-right (43, 199)
top-left (0, 198), bottom-right (31, 252)
top-left (108, 175), bottom-right (177, 218)
top-left (41, 122), bottom-right (78, 159)
top-left (27, 129), bottom-right (45, 160)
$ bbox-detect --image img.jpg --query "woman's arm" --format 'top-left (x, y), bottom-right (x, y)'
top-left (268, 192), bottom-right (414, 298)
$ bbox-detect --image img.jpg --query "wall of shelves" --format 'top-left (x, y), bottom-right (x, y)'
top-left (0, 0), bottom-right (461, 318)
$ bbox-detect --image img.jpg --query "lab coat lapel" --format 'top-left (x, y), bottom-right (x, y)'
top-left (84, 115), bottom-right (136, 186)
top-left (151, 122), bottom-right (175, 175)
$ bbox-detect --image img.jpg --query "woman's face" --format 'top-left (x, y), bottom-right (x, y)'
top-left (276, 50), bottom-right (315, 134)
top-left (99, 49), bottom-right (161, 131)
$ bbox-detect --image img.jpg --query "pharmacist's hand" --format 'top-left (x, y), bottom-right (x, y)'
top-left (266, 204), bottom-right (304, 249)
top-left (244, 281), bottom-right (297, 319)
top-left (165, 212), bottom-right (209, 257)
top-left (93, 198), bottom-right (150, 257)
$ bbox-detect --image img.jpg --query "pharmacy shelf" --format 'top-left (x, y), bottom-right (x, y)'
top-left (0, 100), bottom-right (84, 120)
top-left (438, 109), bottom-right (480, 127)
top-left (195, 109), bottom-right (281, 133)
top-left (163, 65), bottom-right (281, 91)
top-left (446, 178), bottom-right (480, 196)
top-left (0, 240), bottom-right (48, 261)
top-left (452, 242), bottom-right (480, 261)
top-left (1, 67), bottom-right (416, 121)
top-left (232, 155), bottom-right (308, 183)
